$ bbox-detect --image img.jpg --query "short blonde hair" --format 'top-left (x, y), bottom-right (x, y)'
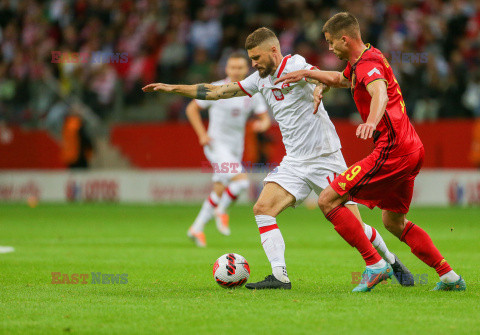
top-left (245, 27), bottom-right (279, 50)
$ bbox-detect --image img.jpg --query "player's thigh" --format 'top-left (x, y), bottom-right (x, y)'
top-left (253, 182), bottom-right (295, 217)
top-left (213, 182), bottom-right (225, 197)
top-left (377, 151), bottom-right (424, 213)
top-left (305, 150), bottom-right (348, 196)
top-left (378, 177), bottom-right (414, 214)
top-left (204, 145), bottom-right (224, 184)
top-left (206, 145), bottom-right (243, 185)
top-left (300, 151), bottom-right (351, 213)
top-left (203, 144), bottom-right (217, 164)
top-left (231, 173), bottom-right (248, 181)
top-left (327, 150), bottom-right (394, 211)
top-left (263, 158), bottom-right (312, 208)
top-left (317, 185), bottom-right (349, 214)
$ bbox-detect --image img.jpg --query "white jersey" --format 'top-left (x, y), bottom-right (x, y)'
top-left (195, 78), bottom-right (268, 149)
top-left (238, 54), bottom-right (341, 159)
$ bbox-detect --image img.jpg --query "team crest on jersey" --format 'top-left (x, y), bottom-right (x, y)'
top-left (271, 88), bottom-right (284, 101)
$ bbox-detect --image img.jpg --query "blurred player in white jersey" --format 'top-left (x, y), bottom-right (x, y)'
top-left (185, 52), bottom-right (270, 247)
top-left (143, 28), bottom-right (413, 291)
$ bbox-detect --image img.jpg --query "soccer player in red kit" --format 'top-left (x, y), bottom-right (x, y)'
top-left (276, 12), bottom-right (465, 291)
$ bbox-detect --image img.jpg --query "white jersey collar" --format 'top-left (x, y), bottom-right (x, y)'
top-left (272, 54), bottom-right (291, 79)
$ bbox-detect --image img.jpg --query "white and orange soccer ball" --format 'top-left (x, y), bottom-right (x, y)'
top-left (213, 253), bottom-right (250, 288)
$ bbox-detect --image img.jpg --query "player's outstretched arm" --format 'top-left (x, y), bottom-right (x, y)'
top-left (356, 80), bottom-right (389, 140)
top-left (275, 70), bottom-right (350, 88)
top-left (142, 82), bottom-right (246, 100)
top-left (185, 101), bottom-right (211, 146)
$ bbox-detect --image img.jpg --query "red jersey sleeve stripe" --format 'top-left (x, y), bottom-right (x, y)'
top-left (276, 55), bottom-right (292, 78)
top-left (237, 81), bottom-right (252, 97)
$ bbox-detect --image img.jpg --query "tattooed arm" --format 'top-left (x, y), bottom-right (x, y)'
top-left (142, 82), bottom-right (246, 100)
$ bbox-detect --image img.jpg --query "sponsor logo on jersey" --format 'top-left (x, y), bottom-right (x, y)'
top-left (338, 182), bottom-right (346, 190)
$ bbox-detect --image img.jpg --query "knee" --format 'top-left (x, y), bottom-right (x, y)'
top-left (253, 201), bottom-right (270, 216)
top-left (383, 219), bottom-right (396, 233)
top-left (317, 192), bottom-right (333, 215)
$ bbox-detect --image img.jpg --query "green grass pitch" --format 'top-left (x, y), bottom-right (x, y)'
top-left (1, 203), bottom-right (479, 334)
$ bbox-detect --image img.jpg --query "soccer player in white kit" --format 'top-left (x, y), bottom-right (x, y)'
top-left (185, 53), bottom-right (270, 247)
top-left (143, 28), bottom-right (413, 291)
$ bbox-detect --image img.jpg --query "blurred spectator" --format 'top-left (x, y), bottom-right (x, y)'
top-left (463, 70), bottom-right (480, 117)
top-left (186, 48), bottom-right (215, 84)
top-left (61, 104), bottom-right (93, 169)
top-left (189, 7), bottom-right (222, 58)
top-left (83, 64), bottom-right (117, 119)
top-left (0, 0), bottom-right (479, 126)
top-left (158, 30), bottom-right (188, 84)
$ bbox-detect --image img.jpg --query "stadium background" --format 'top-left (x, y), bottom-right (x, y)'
top-left (0, 0), bottom-right (479, 205)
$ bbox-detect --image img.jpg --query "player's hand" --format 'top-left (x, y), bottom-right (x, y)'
top-left (313, 85), bottom-right (324, 114)
top-left (142, 83), bottom-right (174, 93)
top-left (252, 120), bottom-right (268, 133)
top-left (199, 134), bottom-right (212, 146)
top-left (356, 123), bottom-right (376, 140)
top-left (274, 70), bottom-right (306, 85)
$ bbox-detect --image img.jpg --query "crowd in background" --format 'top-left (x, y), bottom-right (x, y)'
top-left (1, 0), bottom-right (480, 126)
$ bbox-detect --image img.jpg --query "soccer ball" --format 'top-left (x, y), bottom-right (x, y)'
top-left (213, 253), bottom-right (250, 288)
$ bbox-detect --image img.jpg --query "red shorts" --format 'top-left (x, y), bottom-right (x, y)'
top-left (331, 147), bottom-right (425, 214)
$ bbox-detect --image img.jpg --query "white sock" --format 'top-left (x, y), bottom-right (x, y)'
top-left (272, 266), bottom-right (289, 283)
top-left (366, 258), bottom-right (387, 270)
top-left (364, 223), bottom-right (396, 264)
top-left (216, 179), bottom-right (249, 214)
top-left (191, 192), bottom-right (219, 232)
top-left (440, 270), bottom-right (461, 283)
top-left (255, 214), bottom-right (290, 283)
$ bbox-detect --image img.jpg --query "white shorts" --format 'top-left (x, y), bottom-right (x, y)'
top-left (263, 150), bottom-right (351, 207)
top-left (204, 143), bottom-right (244, 185)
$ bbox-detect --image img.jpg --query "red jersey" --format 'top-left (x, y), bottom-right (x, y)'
top-left (343, 44), bottom-right (423, 157)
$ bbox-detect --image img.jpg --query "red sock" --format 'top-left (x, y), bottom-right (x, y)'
top-left (401, 221), bottom-right (452, 276)
top-left (325, 205), bottom-right (382, 266)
